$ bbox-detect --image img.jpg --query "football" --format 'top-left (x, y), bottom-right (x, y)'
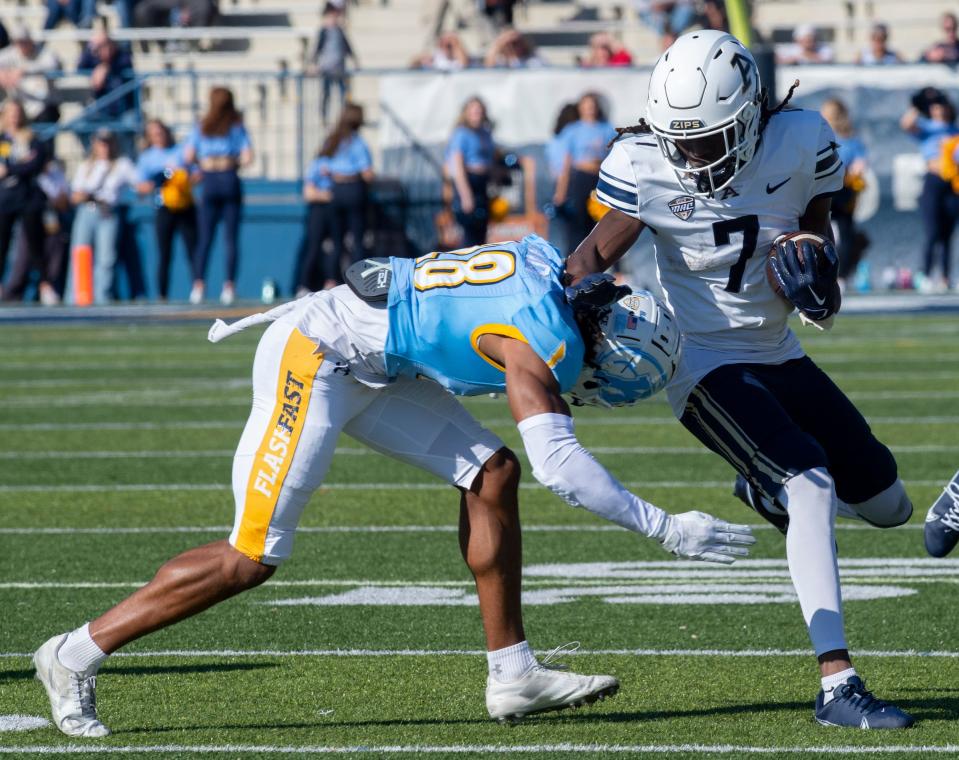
top-left (765, 230), bottom-right (832, 302)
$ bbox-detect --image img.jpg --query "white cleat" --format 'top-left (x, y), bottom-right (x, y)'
top-left (486, 645), bottom-right (619, 724)
top-left (33, 634), bottom-right (111, 738)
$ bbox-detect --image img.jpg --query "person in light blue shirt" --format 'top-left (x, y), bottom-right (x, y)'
top-left (317, 103), bottom-right (374, 282)
top-left (183, 86), bottom-right (254, 305)
top-left (552, 92), bottom-right (617, 253)
top-left (298, 154), bottom-right (336, 293)
top-left (820, 98), bottom-right (869, 284)
top-left (446, 96), bottom-right (496, 247)
top-left (544, 102), bottom-right (580, 254)
top-left (902, 92), bottom-right (959, 290)
top-left (135, 119), bottom-right (197, 301)
top-left (545, 103), bottom-right (579, 181)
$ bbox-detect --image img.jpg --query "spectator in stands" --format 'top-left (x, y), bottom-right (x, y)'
top-left (855, 23), bottom-right (902, 65)
top-left (68, 128), bottom-right (137, 304)
top-left (3, 157), bottom-right (71, 304)
top-left (77, 30), bottom-right (136, 136)
top-left (310, 4), bottom-right (357, 127)
top-left (776, 24), bottom-right (834, 65)
top-left (411, 32), bottom-right (471, 71)
top-left (0, 100), bottom-right (47, 302)
top-left (545, 102), bottom-right (579, 252)
top-left (0, 20), bottom-right (9, 50)
top-left (321, 102), bottom-right (373, 278)
top-left (921, 12), bottom-right (959, 64)
top-left (184, 86), bottom-right (253, 305)
top-left (446, 97), bottom-right (495, 247)
top-left (45, 0), bottom-right (96, 30)
top-left (701, 0), bottom-right (728, 33)
top-left (297, 151), bottom-right (334, 294)
top-left (901, 89), bottom-right (959, 292)
top-left (178, 0), bottom-right (218, 28)
top-left (579, 32), bottom-right (633, 68)
top-left (546, 103), bottom-right (579, 182)
top-left (484, 29), bottom-right (545, 68)
top-left (481, 0), bottom-right (517, 31)
top-left (634, 1), bottom-right (696, 50)
top-left (0, 26), bottom-right (62, 124)
top-left (135, 118), bottom-right (197, 302)
top-left (112, 0), bottom-right (140, 28)
top-left (552, 92), bottom-right (616, 253)
top-left (820, 98), bottom-right (869, 287)
top-left (135, 0), bottom-right (218, 34)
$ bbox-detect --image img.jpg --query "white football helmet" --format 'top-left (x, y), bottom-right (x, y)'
top-left (645, 30), bottom-right (762, 197)
top-left (569, 290), bottom-right (682, 408)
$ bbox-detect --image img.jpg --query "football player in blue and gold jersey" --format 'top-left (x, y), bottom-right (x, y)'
top-left (34, 235), bottom-right (753, 736)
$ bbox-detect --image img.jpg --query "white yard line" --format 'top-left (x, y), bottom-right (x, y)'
top-left (0, 480), bottom-right (947, 494)
top-left (7, 390), bottom-right (959, 408)
top-left (4, 745), bottom-right (959, 756)
top-left (2, 648), bottom-right (959, 660)
top-left (5, 416), bottom-right (959, 433)
top-left (2, 397), bottom-right (251, 409)
top-left (0, 524), bottom-right (924, 535)
top-left (3, 743), bottom-right (959, 755)
top-left (3, 444), bottom-right (957, 460)
top-left (0, 377), bottom-right (249, 390)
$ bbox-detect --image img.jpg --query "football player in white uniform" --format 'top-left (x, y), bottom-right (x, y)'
top-left (565, 30), bottom-right (915, 729)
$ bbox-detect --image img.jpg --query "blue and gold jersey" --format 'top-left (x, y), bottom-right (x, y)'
top-left (385, 235), bottom-right (585, 396)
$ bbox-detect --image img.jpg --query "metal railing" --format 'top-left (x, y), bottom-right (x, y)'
top-left (34, 68), bottom-right (338, 178)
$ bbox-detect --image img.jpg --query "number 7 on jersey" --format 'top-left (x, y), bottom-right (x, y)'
top-left (713, 215), bottom-right (760, 293)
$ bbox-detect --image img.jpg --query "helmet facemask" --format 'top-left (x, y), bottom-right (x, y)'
top-left (651, 98), bottom-right (760, 197)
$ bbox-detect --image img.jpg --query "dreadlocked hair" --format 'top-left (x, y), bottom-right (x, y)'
top-left (607, 119), bottom-right (652, 149)
top-left (605, 79), bottom-right (801, 150)
top-left (758, 79), bottom-right (800, 134)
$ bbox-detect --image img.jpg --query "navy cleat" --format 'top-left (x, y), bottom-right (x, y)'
top-left (924, 469), bottom-right (959, 558)
top-left (733, 475), bottom-right (789, 536)
top-left (814, 676), bottom-right (914, 729)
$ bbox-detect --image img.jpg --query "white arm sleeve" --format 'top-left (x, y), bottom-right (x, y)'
top-left (517, 412), bottom-right (669, 539)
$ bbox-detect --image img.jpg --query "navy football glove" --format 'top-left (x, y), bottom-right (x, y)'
top-left (564, 273), bottom-right (631, 314)
top-left (768, 237), bottom-right (840, 321)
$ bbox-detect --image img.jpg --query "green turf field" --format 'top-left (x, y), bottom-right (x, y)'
top-left (1, 313), bottom-right (958, 759)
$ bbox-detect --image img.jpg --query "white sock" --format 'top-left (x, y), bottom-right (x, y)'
top-left (781, 468), bottom-right (848, 655)
top-left (821, 667), bottom-right (858, 704)
top-left (487, 640), bottom-right (537, 683)
top-left (57, 623), bottom-right (108, 672)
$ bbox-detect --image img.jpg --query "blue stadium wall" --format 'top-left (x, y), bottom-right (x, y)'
top-left (127, 180), bottom-right (304, 301)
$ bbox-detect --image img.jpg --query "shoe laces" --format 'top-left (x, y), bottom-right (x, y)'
top-left (69, 670), bottom-right (98, 718)
top-left (538, 641), bottom-right (580, 672)
top-left (834, 679), bottom-right (887, 715)
top-left (940, 482), bottom-right (959, 531)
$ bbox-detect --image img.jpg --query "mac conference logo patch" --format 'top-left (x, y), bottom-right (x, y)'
top-left (668, 195), bottom-right (695, 221)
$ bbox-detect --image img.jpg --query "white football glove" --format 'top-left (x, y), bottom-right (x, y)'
top-left (658, 511), bottom-right (756, 564)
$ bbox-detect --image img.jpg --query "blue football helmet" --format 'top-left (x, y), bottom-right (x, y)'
top-left (569, 290), bottom-right (682, 407)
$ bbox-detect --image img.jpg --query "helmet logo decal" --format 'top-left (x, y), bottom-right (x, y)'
top-left (730, 53), bottom-right (754, 93)
top-left (668, 195), bottom-right (696, 221)
top-left (669, 119), bottom-right (704, 130)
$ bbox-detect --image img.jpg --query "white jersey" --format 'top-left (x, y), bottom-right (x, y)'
top-left (596, 108), bottom-right (844, 416)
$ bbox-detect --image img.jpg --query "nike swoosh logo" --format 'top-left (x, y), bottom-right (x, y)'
top-left (766, 178), bottom-right (791, 194)
top-left (807, 286), bottom-right (826, 306)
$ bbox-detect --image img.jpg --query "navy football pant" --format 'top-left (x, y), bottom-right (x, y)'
top-left (680, 356), bottom-right (898, 506)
